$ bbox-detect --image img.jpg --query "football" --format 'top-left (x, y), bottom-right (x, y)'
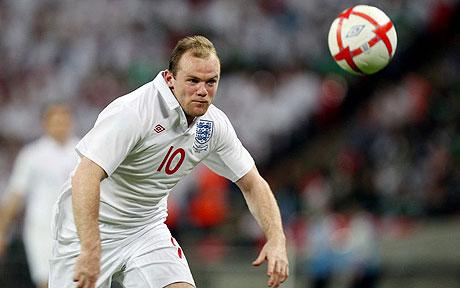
top-left (328, 5), bottom-right (397, 75)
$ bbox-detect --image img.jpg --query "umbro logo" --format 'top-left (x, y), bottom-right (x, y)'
top-left (346, 24), bottom-right (365, 38)
top-left (154, 124), bottom-right (165, 133)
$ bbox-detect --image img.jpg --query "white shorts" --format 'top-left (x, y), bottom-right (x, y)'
top-left (49, 223), bottom-right (195, 288)
top-left (23, 224), bottom-right (52, 285)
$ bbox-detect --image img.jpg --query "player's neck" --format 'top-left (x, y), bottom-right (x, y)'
top-left (186, 115), bottom-right (195, 126)
top-left (49, 134), bottom-right (69, 146)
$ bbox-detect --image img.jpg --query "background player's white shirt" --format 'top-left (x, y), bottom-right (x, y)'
top-left (6, 135), bottom-right (79, 233)
top-left (53, 71), bottom-right (254, 241)
top-left (6, 135), bottom-right (79, 283)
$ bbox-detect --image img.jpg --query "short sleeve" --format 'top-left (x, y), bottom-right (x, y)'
top-left (6, 148), bottom-right (32, 197)
top-left (76, 105), bottom-right (143, 176)
top-left (202, 114), bottom-right (254, 182)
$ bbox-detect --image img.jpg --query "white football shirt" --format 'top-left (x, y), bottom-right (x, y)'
top-left (53, 71), bottom-right (254, 241)
top-left (6, 135), bottom-right (79, 282)
top-left (7, 136), bottom-right (79, 231)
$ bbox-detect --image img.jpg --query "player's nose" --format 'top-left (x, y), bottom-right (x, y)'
top-left (197, 83), bottom-right (208, 96)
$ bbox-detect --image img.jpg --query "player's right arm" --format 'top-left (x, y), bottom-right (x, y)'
top-left (0, 147), bottom-right (31, 258)
top-left (71, 156), bottom-right (107, 288)
top-left (0, 192), bottom-right (23, 258)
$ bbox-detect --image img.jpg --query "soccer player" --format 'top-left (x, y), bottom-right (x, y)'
top-left (49, 35), bottom-right (289, 288)
top-left (0, 102), bottom-right (79, 288)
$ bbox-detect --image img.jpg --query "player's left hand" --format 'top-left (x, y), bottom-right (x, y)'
top-left (252, 237), bottom-right (289, 287)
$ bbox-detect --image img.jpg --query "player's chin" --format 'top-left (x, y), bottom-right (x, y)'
top-left (189, 105), bottom-right (209, 116)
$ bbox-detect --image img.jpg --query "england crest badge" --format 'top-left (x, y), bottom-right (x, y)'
top-left (193, 120), bottom-right (213, 152)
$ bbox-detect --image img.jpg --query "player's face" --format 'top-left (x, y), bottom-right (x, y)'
top-left (43, 105), bottom-right (73, 144)
top-left (165, 51), bottom-right (220, 123)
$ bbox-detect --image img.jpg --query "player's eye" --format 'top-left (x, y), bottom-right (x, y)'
top-left (188, 79), bottom-right (199, 84)
top-left (206, 79), bottom-right (217, 86)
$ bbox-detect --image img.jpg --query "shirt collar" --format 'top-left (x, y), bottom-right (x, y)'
top-left (153, 71), bottom-right (201, 130)
top-left (42, 135), bottom-right (75, 148)
top-left (153, 71), bottom-right (180, 111)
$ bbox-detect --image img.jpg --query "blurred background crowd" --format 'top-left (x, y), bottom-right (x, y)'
top-left (0, 0), bottom-right (459, 287)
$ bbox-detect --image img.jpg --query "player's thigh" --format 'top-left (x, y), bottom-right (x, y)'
top-left (49, 254), bottom-right (113, 288)
top-left (23, 226), bottom-right (52, 284)
top-left (120, 235), bottom-right (195, 288)
top-left (49, 239), bottom-right (120, 288)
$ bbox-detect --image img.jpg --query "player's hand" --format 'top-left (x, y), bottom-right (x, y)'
top-left (252, 237), bottom-right (289, 287)
top-left (73, 248), bottom-right (101, 288)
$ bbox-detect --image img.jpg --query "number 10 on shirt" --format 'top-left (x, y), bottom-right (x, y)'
top-left (157, 146), bottom-right (186, 175)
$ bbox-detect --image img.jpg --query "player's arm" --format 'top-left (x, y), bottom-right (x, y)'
top-left (71, 156), bottom-right (107, 288)
top-left (236, 165), bottom-right (289, 288)
top-left (0, 192), bottom-right (23, 257)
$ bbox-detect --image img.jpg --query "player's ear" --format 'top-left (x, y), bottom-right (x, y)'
top-left (164, 70), bottom-right (175, 88)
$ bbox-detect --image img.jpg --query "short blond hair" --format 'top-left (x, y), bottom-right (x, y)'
top-left (168, 35), bottom-right (220, 76)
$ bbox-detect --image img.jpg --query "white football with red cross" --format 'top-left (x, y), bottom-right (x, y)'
top-left (328, 5), bottom-right (397, 75)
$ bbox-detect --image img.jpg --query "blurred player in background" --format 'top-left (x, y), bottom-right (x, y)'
top-left (0, 102), bottom-right (79, 288)
top-left (49, 35), bottom-right (289, 288)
